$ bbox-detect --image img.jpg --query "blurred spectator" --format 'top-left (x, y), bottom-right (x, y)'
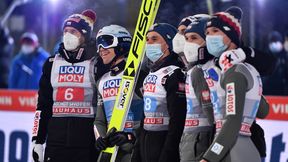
top-left (0, 26), bottom-right (14, 88)
top-left (284, 31), bottom-right (288, 53)
top-left (262, 31), bottom-right (288, 95)
top-left (8, 32), bottom-right (49, 90)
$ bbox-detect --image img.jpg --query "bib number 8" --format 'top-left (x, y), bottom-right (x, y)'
top-left (144, 97), bottom-right (152, 111)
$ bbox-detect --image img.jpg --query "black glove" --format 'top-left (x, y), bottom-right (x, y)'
top-left (95, 127), bottom-right (117, 151)
top-left (109, 131), bottom-right (136, 146)
top-left (95, 137), bottom-right (109, 151)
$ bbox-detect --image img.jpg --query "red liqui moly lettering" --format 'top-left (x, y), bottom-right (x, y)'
top-left (103, 79), bottom-right (121, 98)
top-left (58, 66), bottom-right (85, 83)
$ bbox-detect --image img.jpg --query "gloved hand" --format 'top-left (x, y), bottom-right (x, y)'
top-left (109, 131), bottom-right (136, 146)
top-left (95, 127), bottom-right (117, 151)
top-left (219, 48), bottom-right (246, 72)
top-left (32, 140), bottom-right (44, 162)
top-left (95, 136), bottom-right (110, 151)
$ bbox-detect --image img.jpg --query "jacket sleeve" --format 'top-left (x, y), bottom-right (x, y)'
top-left (256, 95), bottom-right (269, 119)
top-left (203, 66), bottom-right (248, 162)
top-left (94, 87), bottom-right (108, 138)
top-left (135, 70), bottom-right (148, 98)
top-left (158, 68), bottom-right (187, 162)
top-left (191, 67), bottom-right (214, 125)
top-left (31, 56), bottom-right (54, 144)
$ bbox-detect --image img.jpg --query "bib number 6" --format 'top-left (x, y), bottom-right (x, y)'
top-left (56, 87), bottom-right (84, 101)
top-left (64, 88), bottom-right (74, 101)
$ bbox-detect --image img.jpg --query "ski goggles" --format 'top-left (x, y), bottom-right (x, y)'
top-left (96, 34), bottom-right (119, 52)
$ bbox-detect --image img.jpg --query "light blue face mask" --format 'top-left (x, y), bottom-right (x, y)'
top-left (145, 44), bottom-right (164, 62)
top-left (206, 35), bottom-right (228, 57)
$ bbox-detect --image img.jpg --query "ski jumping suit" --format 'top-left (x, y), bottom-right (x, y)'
top-left (95, 60), bottom-right (145, 162)
top-left (32, 52), bottom-right (99, 162)
top-left (140, 53), bottom-right (187, 162)
top-left (202, 59), bottom-right (262, 162)
top-left (179, 61), bottom-right (215, 162)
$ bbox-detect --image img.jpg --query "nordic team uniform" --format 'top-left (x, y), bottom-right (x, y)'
top-left (32, 47), bottom-right (99, 162)
top-left (202, 60), bottom-right (262, 162)
top-left (95, 60), bottom-right (145, 161)
top-left (180, 60), bottom-right (215, 162)
top-left (178, 15), bottom-right (215, 162)
top-left (140, 53), bottom-right (187, 162)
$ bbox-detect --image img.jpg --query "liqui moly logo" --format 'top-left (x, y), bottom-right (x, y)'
top-left (144, 75), bottom-right (157, 92)
top-left (58, 66), bottom-right (85, 83)
top-left (103, 79), bottom-right (121, 98)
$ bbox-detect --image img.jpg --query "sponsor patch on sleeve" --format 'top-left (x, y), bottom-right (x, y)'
top-left (178, 83), bottom-right (185, 92)
top-left (161, 77), bottom-right (167, 84)
top-left (226, 82), bottom-right (236, 115)
top-left (201, 90), bottom-right (211, 101)
top-left (32, 110), bottom-right (41, 136)
top-left (211, 142), bottom-right (224, 155)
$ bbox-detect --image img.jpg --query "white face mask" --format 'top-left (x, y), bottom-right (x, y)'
top-left (21, 45), bottom-right (35, 55)
top-left (284, 41), bottom-right (288, 52)
top-left (63, 32), bottom-right (80, 51)
top-left (269, 41), bottom-right (283, 53)
top-left (183, 42), bottom-right (200, 63)
top-left (172, 33), bottom-right (185, 54)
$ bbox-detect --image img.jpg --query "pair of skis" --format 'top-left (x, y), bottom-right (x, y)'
top-left (98, 0), bottom-right (161, 161)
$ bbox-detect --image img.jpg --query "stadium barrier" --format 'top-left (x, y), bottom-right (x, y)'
top-left (0, 90), bottom-right (287, 162)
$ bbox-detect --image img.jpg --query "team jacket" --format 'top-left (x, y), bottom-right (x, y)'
top-left (140, 52), bottom-right (187, 162)
top-left (94, 59), bottom-right (146, 137)
top-left (183, 62), bottom-right (214, 133)
top-left (31, 44), bottom-right (105, 147)
top-left (202, 53), bottom-right (263, 161)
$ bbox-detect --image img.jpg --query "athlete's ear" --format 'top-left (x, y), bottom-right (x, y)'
top-left (165, 43), bottom-right (169, 50)
top-left (161, 42), bottom-right (169, 53)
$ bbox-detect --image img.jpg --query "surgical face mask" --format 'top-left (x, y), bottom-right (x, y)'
top-left (21, 45), bottom-right (35, 55)
top-left (145, 44), bottom-right (164, 63)
top-left (269, 41), bottom-right (283, 53)
top-left (183, 42), bottom-right (200, 62)
top-left (206, 35), bottom-right (228, 57)
top-left (284, 41), bottom-right (288, 52)
top-left (172, 33), bottom-right (185, 54)
top-left (63, 32), bottom-right (80, 51)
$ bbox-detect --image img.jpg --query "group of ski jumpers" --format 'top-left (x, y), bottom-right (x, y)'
top-left (31, 5), bottom-right (274, 162)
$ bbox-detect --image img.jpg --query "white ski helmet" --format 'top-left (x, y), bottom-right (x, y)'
top-left (96, 24), bottom-right (132, 58)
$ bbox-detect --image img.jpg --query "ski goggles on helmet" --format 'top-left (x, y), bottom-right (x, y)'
top-left (96, 34), bottom-right (118, 52)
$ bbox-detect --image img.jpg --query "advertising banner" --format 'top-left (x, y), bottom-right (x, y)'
top-left (0, 90), bottom-right (287, 162)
